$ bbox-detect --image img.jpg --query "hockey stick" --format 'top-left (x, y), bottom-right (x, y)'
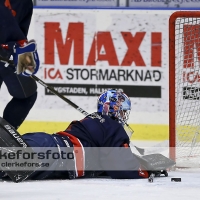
top-left (0, 56), bottom-right (145, 155)
top-left (30, 74), bottom-right (90, 116)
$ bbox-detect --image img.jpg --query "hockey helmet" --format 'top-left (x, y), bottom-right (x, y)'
top-left (97, 89), bottom-right (131, 125)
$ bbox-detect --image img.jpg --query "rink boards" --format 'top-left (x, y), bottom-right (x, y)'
top-left (1, 9), bottom-right (175, 141)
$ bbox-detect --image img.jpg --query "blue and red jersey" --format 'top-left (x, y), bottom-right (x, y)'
top-left (22, 113), bottom-right (148, 180)
top-left (57, 112), bottom-right (147, 179)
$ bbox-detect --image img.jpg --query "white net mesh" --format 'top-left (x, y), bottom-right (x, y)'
top-left (175, 17), bottom-right (200, 167)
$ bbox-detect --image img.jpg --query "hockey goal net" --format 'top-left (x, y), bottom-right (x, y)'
top-left (169, 11), bottom-right (200, 168)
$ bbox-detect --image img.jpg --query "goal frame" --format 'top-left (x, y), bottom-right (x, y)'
top-left (169, 11), bottom-right (200, 162)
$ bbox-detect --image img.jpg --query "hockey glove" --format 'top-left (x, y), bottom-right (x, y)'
top-left (13, 40), bottom-right (40, 76)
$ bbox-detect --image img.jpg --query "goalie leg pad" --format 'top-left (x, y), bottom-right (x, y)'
top-left (0, 117), bottom-right (38, 182)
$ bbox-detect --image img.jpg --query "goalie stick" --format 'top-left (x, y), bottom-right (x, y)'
top-left (135, 153), bottom-right (175, 183)
top-left (0, 56), bottom-right (145, 155)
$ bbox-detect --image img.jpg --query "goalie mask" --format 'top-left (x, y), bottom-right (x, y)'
top-left (97, 89), bottom-right (131, 125)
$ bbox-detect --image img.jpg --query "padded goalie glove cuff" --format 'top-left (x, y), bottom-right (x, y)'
top-left (13, 40), bottom-right (40, 76)
top-left (138, 166), bottom-right (164, 178)
top-left (138, 167), bottom-right (149, 178)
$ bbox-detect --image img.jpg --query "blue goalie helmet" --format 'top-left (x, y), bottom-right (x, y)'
top-left (97, 89), bottom-right (131, 125)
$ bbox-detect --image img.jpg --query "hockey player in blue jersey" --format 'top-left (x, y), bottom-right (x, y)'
top-left (0, 89), bottom-right (174, 182)
top-left (18, 89), bottom-right (150, 180)
top-left (0, 0), bottom-right (40, 129)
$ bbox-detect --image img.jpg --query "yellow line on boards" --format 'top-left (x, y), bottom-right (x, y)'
top-left (129, 124), bottom-right (169, 141)
top-left (18, 121), bottom-right (70, 135)
top-left (18, 121), bottom-right (169, 141)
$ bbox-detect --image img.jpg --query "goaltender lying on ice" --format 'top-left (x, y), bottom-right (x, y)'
top-left (0, 89), bottom-right (175, 183)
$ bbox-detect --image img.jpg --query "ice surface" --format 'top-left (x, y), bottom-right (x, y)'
top-left (0, 169), bottom-right (200, 200)
top-left (0, 140), bottom-right (199, 200)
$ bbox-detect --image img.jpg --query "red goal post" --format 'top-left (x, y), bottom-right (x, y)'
top-left (169, 11), bottom-right (200, 167)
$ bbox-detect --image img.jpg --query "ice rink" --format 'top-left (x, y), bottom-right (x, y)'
top-left (1, 140), bottom-right (200, 200)
top-left (1, 169), bottom-right (199, 200)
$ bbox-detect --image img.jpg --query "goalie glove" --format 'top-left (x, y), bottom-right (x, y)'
top-left (13, 40), bottom-right (40, 76)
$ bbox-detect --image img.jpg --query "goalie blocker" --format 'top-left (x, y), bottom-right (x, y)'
top-left (0, 117), bottom-right (39, 183)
